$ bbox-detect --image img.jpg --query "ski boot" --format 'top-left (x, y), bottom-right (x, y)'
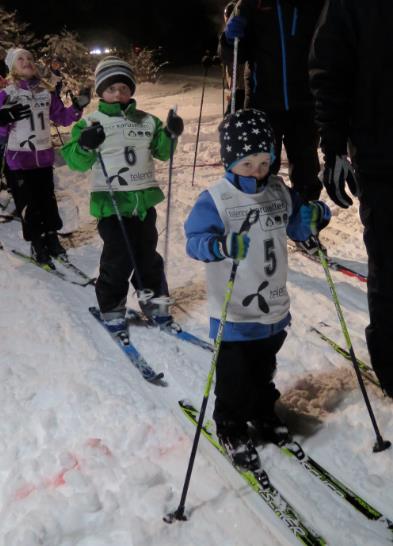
top-left (140, 295), bottom-right (175, 328)
top-left (217, 422), bottom-right (261, 471)
top-left (31, 237), bottom-right (54, 268)
top-left (252, 411), bottom-right (290, 446)
top-left (102, 316), bottom-right (129, 345)
top-left (45, 231), bottom-right (68, 261)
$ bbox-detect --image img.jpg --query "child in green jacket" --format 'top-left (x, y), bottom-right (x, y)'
top-left (61, 57), bottom-right (183, 333)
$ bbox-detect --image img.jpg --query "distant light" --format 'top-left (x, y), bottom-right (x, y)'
top-left (89, 47), bottom-right (113, 55)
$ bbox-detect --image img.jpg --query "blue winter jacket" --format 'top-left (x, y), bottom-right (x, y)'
top-left (184, 172), bottom-right (330, 341)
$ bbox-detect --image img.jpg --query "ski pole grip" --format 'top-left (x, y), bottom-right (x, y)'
top-left (239, 208), bottom-right (260, 234)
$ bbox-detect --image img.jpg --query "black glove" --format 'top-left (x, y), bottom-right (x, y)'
top-left (78, 123), bottom-right (105, 150)
top-left (71, 87), bottom-right (92, 111)
top-left (165, 109), bottom-right (184, 138)
top-left (320, 154), bottom-right (358, 208)
top-left (0, 103), bottom-right (31, 125)
top-left (201, 52), bottom-right (213, 69)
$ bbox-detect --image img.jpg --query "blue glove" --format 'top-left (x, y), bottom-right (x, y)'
top-left (225, 15), bottom-right (247, 42)
top-left (304, 201), bottom-right (331, 236)
top-left (212, 232), bottom-right (250, 261)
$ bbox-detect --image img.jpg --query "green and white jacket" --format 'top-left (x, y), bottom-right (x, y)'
top-left (61, 99), bottom-right (175, 220)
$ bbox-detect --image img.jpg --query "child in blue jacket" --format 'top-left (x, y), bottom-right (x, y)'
top-left (184, 109), bottom-right (330, 469)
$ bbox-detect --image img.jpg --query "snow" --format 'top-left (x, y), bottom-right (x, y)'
top-left (0, 66), bottom-right (392, 546)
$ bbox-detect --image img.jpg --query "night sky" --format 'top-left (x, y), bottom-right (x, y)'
top-left (3, 0), bottom-right (227, 63)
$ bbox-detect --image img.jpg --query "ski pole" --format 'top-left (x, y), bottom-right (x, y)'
top-left (191, 53), bottom-right (212, 186)
top-left (163, 105), bottom-right (177, 276)
top-left (222, 68), bottom-right (226, 118)
top-left (314, 236), bottom-right (390, 453)
top-left (164, 208), bottom-right (260, 524)
top-left (53, 123), bottom-right (64, 146)
top-left (230, 37), bottom-right (239, 115)
top-left (97, 151), bottom-right (153, 303)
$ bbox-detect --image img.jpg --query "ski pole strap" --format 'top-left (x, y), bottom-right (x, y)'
top-left (239, 208), bottom-right (260, 234)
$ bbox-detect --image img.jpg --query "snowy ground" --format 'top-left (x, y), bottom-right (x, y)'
top-left (0, 67), bottom-right (392, 546)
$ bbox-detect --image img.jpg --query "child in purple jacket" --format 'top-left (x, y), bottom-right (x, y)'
top-left (0, 48), bottom-right (88, 265)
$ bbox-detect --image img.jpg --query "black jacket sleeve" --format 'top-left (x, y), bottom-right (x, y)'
top-left (309, 0), bottom-right (357, 156)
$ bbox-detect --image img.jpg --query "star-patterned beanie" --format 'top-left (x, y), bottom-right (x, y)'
top-left (218, 108), bottom-right (275, 170)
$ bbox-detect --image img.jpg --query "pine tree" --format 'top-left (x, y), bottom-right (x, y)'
top-left (0, 8), bottom-right (39, 53)
top-left (40, 29), bottom-right (94, 95)
top-left (123, 46), bottom-right (169, 83)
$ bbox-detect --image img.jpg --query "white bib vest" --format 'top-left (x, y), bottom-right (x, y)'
top-left (87, 111), bottom-right (159, 192)
top-left (206, 176), bottom-right (292, 324)
top-left (6, 85), bottom-right (52, 152)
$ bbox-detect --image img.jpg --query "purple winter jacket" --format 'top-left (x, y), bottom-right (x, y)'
top-left (0, 79), bottom-right (81, 171)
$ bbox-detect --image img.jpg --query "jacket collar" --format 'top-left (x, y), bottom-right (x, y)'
top-left (16, 78), bottom-right (42, 91)
top-left (98, 99), bottom-right (136, 117)
top-left (224, 171), bottom-right (268, 193)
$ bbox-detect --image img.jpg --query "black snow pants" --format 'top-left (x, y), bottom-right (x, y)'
top-left (213, 330), bottom-right (287, 429)
top-left (95, 208), bottom-right (169, 315)
top-left (7, 166), bottom-right (62, 241)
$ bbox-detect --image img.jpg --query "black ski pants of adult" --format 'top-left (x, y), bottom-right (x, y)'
top-left (7, 166), bottom-right (62, 241)
top-left (358, 175), bottom-right (393, 396)
top-left (268, 108), bottom-right (322, 202)
top-left (95, 208), bottom-right (169, 314)
top-left (213, 330), bottom-right (287, 432)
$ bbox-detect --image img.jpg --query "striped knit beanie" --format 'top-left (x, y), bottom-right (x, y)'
top-left (95, 56), bottom-right (136, 97)
top-left (219, 109), bottom-right (275, 170)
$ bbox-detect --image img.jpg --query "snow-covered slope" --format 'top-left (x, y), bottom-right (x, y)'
top-left (0, 68), bottom-right (392, 546)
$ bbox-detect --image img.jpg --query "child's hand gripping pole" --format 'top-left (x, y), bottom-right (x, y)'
top-left (164, 207), bottom-right (260, 524)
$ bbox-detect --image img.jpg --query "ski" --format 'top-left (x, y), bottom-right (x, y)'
top-left (289, 243), bottom-right (367, 283)
top-left (55, 255), bottom-right (96, 286)
top-left (126, 308), bottom-right (214, 352)
top-left (311, 326), bottom-right (379, 387)
top-left (179, 400), bottom-right (326, 546)
top-left (10, 249), bottom-right (93, 287)
top-left (89, 306), bottom-right (165, 384)
top-left (277, 440), bottom-right (393, 536)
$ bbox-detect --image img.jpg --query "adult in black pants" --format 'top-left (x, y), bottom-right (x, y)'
top-left (309, 0), bottom-right (393, 398)
top-left (220, 0), bottom-right (325, 233)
